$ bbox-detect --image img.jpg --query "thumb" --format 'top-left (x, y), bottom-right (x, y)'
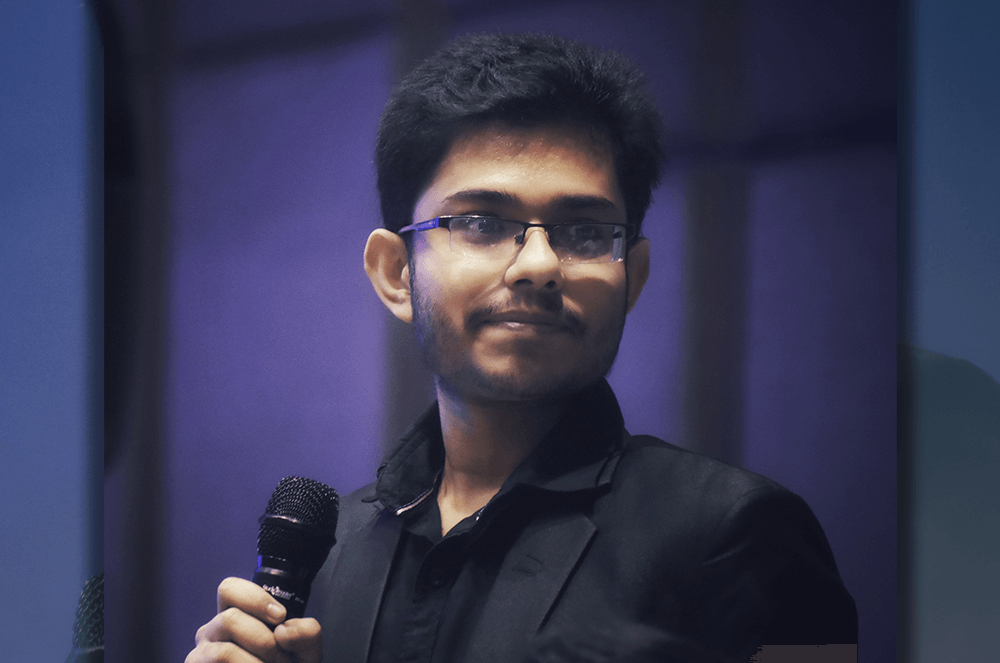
top-left (274, 618), bottom-right (322, 663)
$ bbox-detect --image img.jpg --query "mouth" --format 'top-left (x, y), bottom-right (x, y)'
top-left (469, 309), bottom-right (585, 336)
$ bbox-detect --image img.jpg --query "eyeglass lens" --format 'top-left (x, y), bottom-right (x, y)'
top-left (449, 217), bottom-right (625, 263)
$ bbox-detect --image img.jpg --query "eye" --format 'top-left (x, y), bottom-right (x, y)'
top-left (565, 223), bottom-right (607, 242)
top-left (454, 216), bottom-right (512, 245)
top-left (470, 217), bottom-right (506, 234)
top-left (554, 223), bottom-right (617, 259)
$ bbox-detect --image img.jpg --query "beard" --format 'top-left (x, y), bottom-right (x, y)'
top-left (410, 282), bottom-right (627, 404)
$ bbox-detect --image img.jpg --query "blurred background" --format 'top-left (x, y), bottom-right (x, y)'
top-left (11, 0), bottom-right (994, 661)
top-left (97, 0), bottom-right (899, 662)
top-left (3, 2), bottom-right (102, 662)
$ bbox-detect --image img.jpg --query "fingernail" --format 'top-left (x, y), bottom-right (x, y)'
top-left (267, 603), bottom-right (285, 622)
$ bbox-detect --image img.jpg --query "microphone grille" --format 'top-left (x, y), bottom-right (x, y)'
top-left (258, 476), bottom-right (339, 569)
top-left (72, 573), bottom-right (104, 650)
top-left (264, 476), bottom-right (339, 528)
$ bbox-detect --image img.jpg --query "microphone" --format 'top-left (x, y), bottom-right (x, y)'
top-left (252, 476), bottom-right (339, 620)
top-left (65, 572), bottom-right (103, 663)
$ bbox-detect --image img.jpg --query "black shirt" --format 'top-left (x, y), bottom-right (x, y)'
top-left (366, 382), bottom-right (624, 663)
top-left (367, 490), bottom-right (484, 663)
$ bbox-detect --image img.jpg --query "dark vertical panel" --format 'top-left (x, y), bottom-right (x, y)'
top-left (680, 0), bottom-right (750, 464)
top-left (739, 3), bottom-right (897, 661)
top-left (392, 0), bottom-right (451, 77)
top-left (85, 0), bottom-right (106, 588)
top-left (384, 319), bottom-right (438, 447)
top-left (898, 3), bottom-right (916, 662)
top-left (742, 148), bottom-right (896, 662)
top-left (380, 0), bottom-right (452, 451)
top-left (103, 0), bottom-right (173, 659)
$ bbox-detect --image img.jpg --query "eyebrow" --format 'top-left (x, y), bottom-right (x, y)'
top-left (442, 189), bottom-right (619, 213)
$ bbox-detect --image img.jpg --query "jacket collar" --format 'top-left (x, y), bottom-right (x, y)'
top-left (374, 379), bottom-right (626, 513)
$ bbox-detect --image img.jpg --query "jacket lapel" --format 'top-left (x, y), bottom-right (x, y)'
top-left (468, 510), bottom-right (597, 662)
top-left (319, 509), bottom-right (402, 663)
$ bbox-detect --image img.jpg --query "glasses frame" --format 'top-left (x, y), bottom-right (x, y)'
top-left (397, 215), bottom-right (638, 263)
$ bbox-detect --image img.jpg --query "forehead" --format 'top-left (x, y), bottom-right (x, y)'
top-left (413, 121), bottom-right (624, 219)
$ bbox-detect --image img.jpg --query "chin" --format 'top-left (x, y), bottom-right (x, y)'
top-left (439, 357), bottom-right (613, 404)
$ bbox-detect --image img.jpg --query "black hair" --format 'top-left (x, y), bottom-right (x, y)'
top-left (376, 33), bottom-right (664, 236)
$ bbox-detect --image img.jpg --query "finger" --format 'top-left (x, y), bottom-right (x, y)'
top-left (185, 639), bottom-right (269, 663)
top-left (274, 618), bottom-right (322, 663)
top-left (217, 577), bottom-right (287, 626)
top-left (195, 607), bottom-right (287, 663)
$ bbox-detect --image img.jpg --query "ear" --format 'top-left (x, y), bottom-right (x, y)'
top-left (624, 238), bottom-right (650, 314)
top-left (364, 229), bottom-right (413, 323)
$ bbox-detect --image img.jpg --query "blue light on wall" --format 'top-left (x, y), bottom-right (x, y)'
top-left (0, 1), bottom-right (93, 659)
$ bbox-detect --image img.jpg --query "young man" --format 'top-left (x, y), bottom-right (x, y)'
top-left (186, 33), bottom-right (856, 663)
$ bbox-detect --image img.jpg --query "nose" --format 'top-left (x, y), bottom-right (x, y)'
top-left (504, 226), bottom-right (565, 290)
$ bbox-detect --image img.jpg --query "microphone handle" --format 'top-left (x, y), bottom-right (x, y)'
top-left (252, 556), bottom-right (315, 620)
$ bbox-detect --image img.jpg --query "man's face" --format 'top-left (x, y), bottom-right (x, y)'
top-left (407, 122), bottom-right (645, 404)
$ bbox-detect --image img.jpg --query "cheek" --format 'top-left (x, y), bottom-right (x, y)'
top-left (566, 269), bottom-right (629, 315)
top-left (413, 261), bottom-right (493, 328)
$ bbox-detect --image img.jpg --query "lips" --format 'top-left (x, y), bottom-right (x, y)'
top-left (469, 308), bottom-right (585, 336)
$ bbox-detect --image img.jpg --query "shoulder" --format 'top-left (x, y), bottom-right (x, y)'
top-left (598, 434), bottom-right (857, 648)
top-left (610, 433), bottom-right (791, 515)
top-left (599, 433), bottom-right (837, 571)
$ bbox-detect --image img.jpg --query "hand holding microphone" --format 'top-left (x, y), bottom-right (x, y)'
top-left (186, 477), bottom-right (339, 663)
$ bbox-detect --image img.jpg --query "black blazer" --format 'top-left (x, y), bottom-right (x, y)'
top-left (313, 428), bottom-right (857, 663)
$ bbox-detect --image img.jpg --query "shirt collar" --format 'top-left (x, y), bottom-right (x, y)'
top-left (375, 380), bottom-right (626, 512)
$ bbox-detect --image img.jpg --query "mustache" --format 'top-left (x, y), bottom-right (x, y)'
top-left (466, 297), bottom-right (586, 336)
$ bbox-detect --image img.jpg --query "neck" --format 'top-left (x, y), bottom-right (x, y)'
top-left (435, 384), bottom-right (568, 534)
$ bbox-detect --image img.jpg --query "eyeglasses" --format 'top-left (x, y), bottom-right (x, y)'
top-left (397, 215), bottom-right (637, 263)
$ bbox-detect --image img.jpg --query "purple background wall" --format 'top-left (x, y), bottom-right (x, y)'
top-left (103, 1), bottom-right (896, 661)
